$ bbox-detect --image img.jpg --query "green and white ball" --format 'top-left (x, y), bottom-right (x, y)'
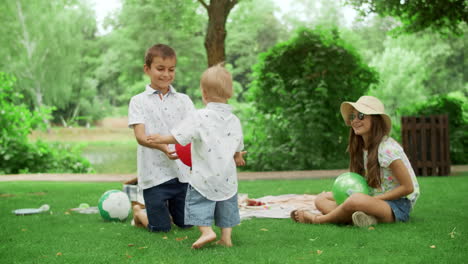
top-left (98, 190), bottom-right (131, 221)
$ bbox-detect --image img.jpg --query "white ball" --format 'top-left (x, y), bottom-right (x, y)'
top-left (98, 190), bottom-right (131, 221)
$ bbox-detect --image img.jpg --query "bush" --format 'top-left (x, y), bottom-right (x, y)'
top-left (0, 72), bottom-right (93, 174)
top-left (397, 92), bottom-right (467, 165)
top-left (243, 27), bottom-right (378, 171)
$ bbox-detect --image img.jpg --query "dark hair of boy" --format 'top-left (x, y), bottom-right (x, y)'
top-left (145, 44), bottom-right (176, 67)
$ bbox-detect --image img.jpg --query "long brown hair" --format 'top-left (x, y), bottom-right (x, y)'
top-left (348, 115), bottom-right (389, 188)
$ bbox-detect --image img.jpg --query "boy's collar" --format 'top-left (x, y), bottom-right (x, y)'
top-left (206, 102), bottom-right (232, 112)
top-left (145, 85), bottom-right (176, 95)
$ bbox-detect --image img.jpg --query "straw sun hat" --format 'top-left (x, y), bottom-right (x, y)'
top-left (340, 95), bottom-right (392, 133)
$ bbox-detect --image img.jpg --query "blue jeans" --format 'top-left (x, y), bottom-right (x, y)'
top-left (184, 185), bottom-right (240, 228)
top-left (143, 178), bottom-right (192, 232)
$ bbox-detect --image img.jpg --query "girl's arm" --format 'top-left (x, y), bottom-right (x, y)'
top-left (373, 159), bottom-right (414, 201)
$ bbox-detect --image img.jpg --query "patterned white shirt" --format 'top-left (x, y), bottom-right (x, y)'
top-left (171, 103), bottom-right (244, 201)
top-left (364, 136), bottom-right (420, 207)
top-left (128, 85), bottom-right (195, 190)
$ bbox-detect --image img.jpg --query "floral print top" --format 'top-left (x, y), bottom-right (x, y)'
top-left (364, 136), bottom-right (420, 207)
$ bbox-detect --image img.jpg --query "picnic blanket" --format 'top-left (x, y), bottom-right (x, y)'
top-left (238, 193), bottom-right (321, 220)
top-left (123, 184), bottom-right (320, 220)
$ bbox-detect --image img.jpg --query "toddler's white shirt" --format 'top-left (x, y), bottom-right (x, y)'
top-left (171, 102), bottom-right (244, 201)
top-left (128, 85), bottom-right (195, 190)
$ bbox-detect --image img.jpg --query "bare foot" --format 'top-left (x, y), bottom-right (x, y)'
top-left (192, 231), bottom-right (216, 249)
top-left (290, 210), bottom-right (321, 224)
top-left (132, 205), bottom-right (145, 228)
top-left (215, 239), bottom-right (233, 247)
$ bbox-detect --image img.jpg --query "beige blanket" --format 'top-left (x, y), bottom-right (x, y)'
top-left (123, 185), bottom-right (320, 220)
top-left (238, 193), bottom-right (321, 220)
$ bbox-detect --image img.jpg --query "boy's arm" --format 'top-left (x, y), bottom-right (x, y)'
top-left (132, 124), bottom-right (178, 160)
top-left (147, 134), bottom-right (179, 144)
top-left (234, 151), bottom-right (247, 166)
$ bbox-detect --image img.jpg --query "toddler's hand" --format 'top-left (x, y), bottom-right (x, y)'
top-left (165, 149), bottom-right (179, 160)
top-left (234, 151), bottom-right (247, 166)
top-left (160, 144), bottom-right (178, 160)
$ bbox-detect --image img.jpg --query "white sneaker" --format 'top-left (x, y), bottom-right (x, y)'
top-left (352, 211), bottom-right (378, 227)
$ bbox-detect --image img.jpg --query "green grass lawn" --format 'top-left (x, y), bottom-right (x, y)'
top-left (1, 175), bottom-right (467, 263)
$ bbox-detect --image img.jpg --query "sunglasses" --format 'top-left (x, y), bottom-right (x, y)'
top-left (349, 112), bottom-right (366, 122)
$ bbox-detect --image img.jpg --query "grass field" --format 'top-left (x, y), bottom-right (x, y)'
top-left (1, 175), bottom-right (467, 263)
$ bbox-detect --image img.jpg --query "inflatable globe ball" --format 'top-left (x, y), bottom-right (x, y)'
top-left (332, 172), bottom-right (370, 205)
top-left (98, 190), bottom-right (131, 221)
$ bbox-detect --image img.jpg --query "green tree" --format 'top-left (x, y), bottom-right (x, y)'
top-left (346, 0), bottom-right (467, 34)
top-left (344, 15), bottom-right (399, 62)
top-left (53, 5), bottom-right (103, 126)
top-left (366, 27), bottom-right (467, 133)
top-left (367, 46), bottom-right (428, 121)
top-left (280, 0), bottom-right (354, 30)
top-left (245, 27), bottom-right (378, 171)
top-left (198, 0), bottom-right (239, 66)
top-left (226, 0), bottom-right (289, 100)
top-left (0, 0), bottom-right (97, 120)
top-left (0, 73), bottom-right (93, 174)
top-left (101, 0), bottom-right (206, 104)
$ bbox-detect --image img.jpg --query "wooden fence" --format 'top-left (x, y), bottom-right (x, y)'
top-left (401, 115), bottom-right (450, 176)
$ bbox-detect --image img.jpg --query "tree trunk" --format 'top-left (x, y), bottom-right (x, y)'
top-left (198, 0), bottom-right (238, 67)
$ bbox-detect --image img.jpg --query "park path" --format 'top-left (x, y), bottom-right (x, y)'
top-left (0, 169), bottom-right (346, 182)
top-left (1, 165), bottom-right (467, 182)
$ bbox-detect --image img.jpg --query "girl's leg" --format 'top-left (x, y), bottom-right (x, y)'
top-left (299, 193), bottom-right (395, 224)
top-left (216, 227), bottom-right (233, 247)
top-left (315, 192), bottom-right (338, 214)
top-left (192, 226), bottom-right (217, 249)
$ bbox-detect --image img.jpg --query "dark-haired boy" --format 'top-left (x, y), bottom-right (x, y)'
top-left (128, 44), bottom-right (194, 232)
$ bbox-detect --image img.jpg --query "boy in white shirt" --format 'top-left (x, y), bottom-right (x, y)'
top-left (128, 44), bottom-right (195, 232)
top-left (148, 64), bottom-right (245, 249)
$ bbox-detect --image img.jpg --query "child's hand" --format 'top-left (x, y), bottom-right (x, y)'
top-left (234, 151), bottom-right (247, 166)
top-left (147, 134), bottom-right (163, 144)
top-left (160, 144), bottom-right (178, 160)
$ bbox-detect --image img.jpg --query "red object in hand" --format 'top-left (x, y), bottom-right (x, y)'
top-left (175, 143), bottom-right (192, 167)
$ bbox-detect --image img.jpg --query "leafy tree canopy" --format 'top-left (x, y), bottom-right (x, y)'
top-left (346, 0), bottom-right (467, 34)
top-left (0, 72), bottom-right (93, 174)
top-left (226, 0), bottom-right (289, 100)
top-left (244, 27), bottom-right (378, 171)
top-left (104, 0), bottom-right (206, 103)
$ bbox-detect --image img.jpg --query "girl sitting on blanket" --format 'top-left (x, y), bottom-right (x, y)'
top-left (291, 96), bottom-right (420, 227)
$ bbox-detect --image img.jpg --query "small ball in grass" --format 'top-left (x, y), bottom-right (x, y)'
top-left (79, 203), bottom-right (90, 209)
top-left (98, 190), bottom-right (131, 221)
top-left (332, 172), bottom-right (370, 204)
